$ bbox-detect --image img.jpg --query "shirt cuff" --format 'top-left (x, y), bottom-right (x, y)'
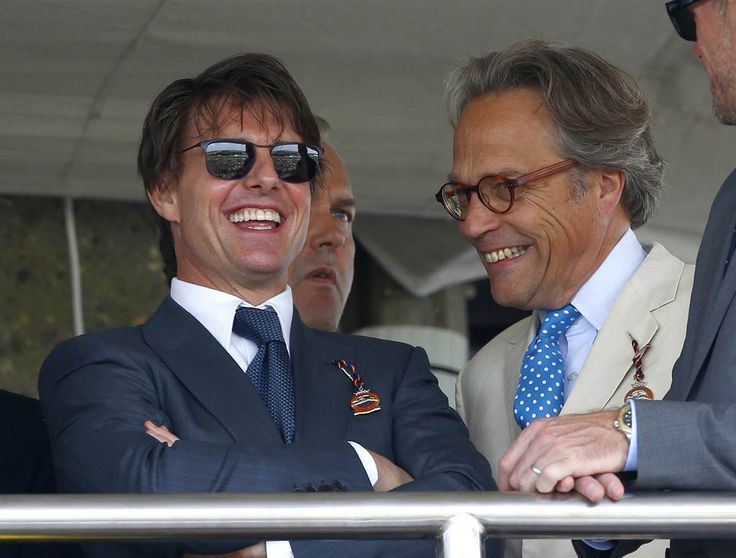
top-left (584, 539), bottom-right (614, 551)
top-left (348, 441), bottom-right (379, 486)
top-left (624, 400), bottom-right (639, 472)
top-left (266, 540), bottom-right (293, 558)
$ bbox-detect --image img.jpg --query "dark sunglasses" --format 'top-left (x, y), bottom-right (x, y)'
top-left (666, 0), bottom-right (699, 41)
top-left (181, 139), bottom-right (324, 183)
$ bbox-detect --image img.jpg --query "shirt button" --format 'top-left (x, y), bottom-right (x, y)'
top-left (567, 372), bottom-right (578, 382)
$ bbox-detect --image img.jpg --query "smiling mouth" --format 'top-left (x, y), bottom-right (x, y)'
top-left (482, 245), bottom-right (527, 263)
top-left (228, 208), bottom-right (282, 229)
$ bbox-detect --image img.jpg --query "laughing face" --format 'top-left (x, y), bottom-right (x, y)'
top-left (148, 104), bottom-right (311, 303)
top-left (288, 143), bottom-right (355, 331)
top-left (453, 89), bottom-right (628, 311)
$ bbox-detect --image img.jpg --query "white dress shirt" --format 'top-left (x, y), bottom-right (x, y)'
top-left (554, 228), bottom-right (647, 400)
top-left (170, 278), bottom-right (378, 558)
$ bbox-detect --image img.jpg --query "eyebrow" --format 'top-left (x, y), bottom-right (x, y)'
top-left (332, 195), bottom-right (356, 208)
top-left (447, 168), bottom-right (520, 183)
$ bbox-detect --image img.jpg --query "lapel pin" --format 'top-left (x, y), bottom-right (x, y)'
top-left (625, 332), bottom-right (654, 400)
top-left (331, 359), bottom-right (382, 415)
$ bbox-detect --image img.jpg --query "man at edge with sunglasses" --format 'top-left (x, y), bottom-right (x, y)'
top-left (38, 53), bottom-right (499, 558)
top-left (442, 40), bottom-right (693, 558)
top-left (495, 4), bottom-right (736, 558)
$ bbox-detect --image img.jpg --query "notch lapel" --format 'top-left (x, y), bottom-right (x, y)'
top-left (143, 297), bottom-right (282, 444)
top-left (682, 175), bottom-right (736, 395)
top-left (564, 244), bottom-right (682, 412)
top-left (290, 313), bottom-right (356, 444)
top-left (565, 301), bottom-right (657, 413)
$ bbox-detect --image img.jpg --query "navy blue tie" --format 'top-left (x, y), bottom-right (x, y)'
top-left (232, 307), bottom-right (296, 443)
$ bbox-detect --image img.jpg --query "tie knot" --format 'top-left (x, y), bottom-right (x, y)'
top-left (233, 307), bottom-right (284, 345)
top-left (538, 304), bottom-right (580, 340)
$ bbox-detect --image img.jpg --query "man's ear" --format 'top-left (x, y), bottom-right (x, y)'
top-left (147, 180), bottom-right (180, 223)
top-left (596, 168), bottom-right (625, 215)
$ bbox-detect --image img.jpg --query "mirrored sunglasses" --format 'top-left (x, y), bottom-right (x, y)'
top-left (181, 139), bottom-right (323, 183)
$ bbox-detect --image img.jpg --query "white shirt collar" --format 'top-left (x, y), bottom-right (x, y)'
top-left (570, 228), bottom-right (646, 332)
top-left (170, 278), bottom-right (294, 351)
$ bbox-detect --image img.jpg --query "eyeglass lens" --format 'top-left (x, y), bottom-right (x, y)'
top-left (203, 141), bottom-right (320, 183)
top-left (443, 177), bottom-right (512, 218)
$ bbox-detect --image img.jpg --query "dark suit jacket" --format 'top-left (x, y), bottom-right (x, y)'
top-left (0, 389), bottom-right (82, 558)
top-left (577, 170), bottom-right (736, 558)
top-left (39, 297), bottom-right (500, 557)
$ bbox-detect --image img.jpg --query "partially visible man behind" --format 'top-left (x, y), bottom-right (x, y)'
top-left (439, 40), bottom-right (693, 558)
top-left (0, 389), bottom-right (82, 558)
top-left (497, 3), bottom-right (736, 557)
top-left (288, 122), bottom-right (355, 332)
top-left (39, 52), bottom-right (498, 558)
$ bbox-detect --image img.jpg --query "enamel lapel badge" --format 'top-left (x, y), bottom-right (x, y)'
top-left (332, 359), bottom-right (382, 415)
top-left (625, 333), bottom-right (654, 401)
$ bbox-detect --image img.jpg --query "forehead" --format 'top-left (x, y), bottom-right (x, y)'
top-left (452, 89), bottom-right (560, 178)
top-left (184, 99), bottom-right (300, 143)
top-left (318, 144), bottom-right (353, 201)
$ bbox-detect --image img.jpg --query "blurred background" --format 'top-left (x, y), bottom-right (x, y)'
top-left (1, 0), bottom-right (728, 398)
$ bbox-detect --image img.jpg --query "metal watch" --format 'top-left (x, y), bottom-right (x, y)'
top-left (613, 402), bottom-right (633, 441)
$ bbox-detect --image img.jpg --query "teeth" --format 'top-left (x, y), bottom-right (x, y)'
top-left (228, 208), bottom-right (281, 224)
top-left (483, 245), bottom-right (527, 264)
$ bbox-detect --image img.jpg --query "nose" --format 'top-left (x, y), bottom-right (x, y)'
top-left (243, 147), bottom-right (280, 191)
top-left (458, 191), bottom-right (503, 240)
top-left (310, 215), bottom-right (347, 251)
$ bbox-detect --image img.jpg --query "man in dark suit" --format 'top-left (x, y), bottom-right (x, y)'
top-left (39, 53), bottom-right (498, 558)
top-left (0, 389), bottom-right (82, 558)
top-left (497, 1), bottom-right (736, 557)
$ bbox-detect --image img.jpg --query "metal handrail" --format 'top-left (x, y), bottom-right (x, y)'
top-left (2, 492), bottom-right (736, 557)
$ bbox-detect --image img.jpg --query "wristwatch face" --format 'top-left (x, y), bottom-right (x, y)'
top-left (614, 403), bottom-right (633, 440)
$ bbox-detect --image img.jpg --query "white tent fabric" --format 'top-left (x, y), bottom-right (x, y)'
top-left (0, 0), bottom-right (729, 291)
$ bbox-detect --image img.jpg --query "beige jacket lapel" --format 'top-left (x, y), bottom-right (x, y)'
top-left (562, 243), bottom-right (684, 414)
top-left (502, 313), bottom-right (539, 440)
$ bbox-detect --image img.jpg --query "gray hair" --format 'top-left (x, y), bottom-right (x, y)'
top-left (445, 39), bottom-right (663, 228)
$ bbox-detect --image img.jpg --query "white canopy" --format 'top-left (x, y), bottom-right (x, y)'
top-left (2, 1), bottom-right (731, 294)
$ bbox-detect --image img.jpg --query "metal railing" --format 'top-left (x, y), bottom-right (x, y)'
top-left (2, 492), bottom-right (736, 557)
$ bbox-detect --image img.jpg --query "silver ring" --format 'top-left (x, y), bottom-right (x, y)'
top-left (531, 466), bottom-right (543, 476)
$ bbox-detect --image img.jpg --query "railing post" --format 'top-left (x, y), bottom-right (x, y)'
top-left (437, 513), bottom-right (484, 558)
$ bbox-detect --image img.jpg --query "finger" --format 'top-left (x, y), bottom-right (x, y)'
top-left (143, 421), bottom-right (179, 446)
top-left (499, 420), bottom-right (548, 490)
top-left (596, 472), bottom-right (625, 501)
top-left (555, 475), bottom-right (575, 493)
top-left (573, 475), bottom-right (606, 503)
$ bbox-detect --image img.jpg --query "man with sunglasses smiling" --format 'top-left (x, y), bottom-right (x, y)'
top-left (495, 3), bottom-right (736, 558)
top-left (442, 40), bottom-right (694, 558)
top-left (39, 53), bottom-right (498, 558)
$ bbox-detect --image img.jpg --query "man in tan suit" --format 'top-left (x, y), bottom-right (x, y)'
top-left (436, 40), bottom-right (693, 558)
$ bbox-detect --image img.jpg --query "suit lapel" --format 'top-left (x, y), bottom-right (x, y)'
top-left (683, 173), bottom-right (736, 394)
top-left (564, 244), bottom-right (681, 412)
top-left (290, 313), bottom-right (355, 444)
top-left (565, 299), bottom-right (657, 413)
top-left (142, 297), bottom-right (282, 444)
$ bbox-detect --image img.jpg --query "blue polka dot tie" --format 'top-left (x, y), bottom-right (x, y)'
top-left (232, 307), bottom-right (296, 444)
top-left (513, 304), bottom-right (580, 429)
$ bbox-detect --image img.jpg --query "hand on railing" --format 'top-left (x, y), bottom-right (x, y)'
top-left (497, 410), bottom-right (628, 502)
top-left (368, 450), bottom-right (414, 492)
